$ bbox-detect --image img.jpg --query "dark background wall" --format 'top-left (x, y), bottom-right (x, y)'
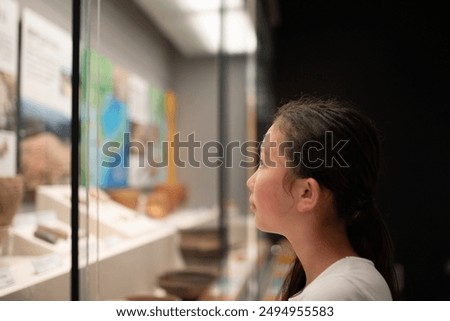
top-left (270, 0), bottom-right (449, 300)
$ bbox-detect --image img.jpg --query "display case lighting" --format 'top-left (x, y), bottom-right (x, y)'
top-left (188, 10), bottom-right (256, 55)
top-left (134, 0), bottom-right (256, 56)
top-left (172, 0), bottom-right (244, 12)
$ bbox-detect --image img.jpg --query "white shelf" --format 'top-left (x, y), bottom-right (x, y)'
top-left (0, 185), bottom-right (218, 299)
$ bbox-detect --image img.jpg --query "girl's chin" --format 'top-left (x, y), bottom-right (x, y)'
top-left (255, 218), bottom-right (280, 235)
top-left (254, 218), bottom-right (269, 233)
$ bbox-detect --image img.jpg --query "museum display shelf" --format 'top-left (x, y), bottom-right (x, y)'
top-left (0, 185), bottom-right (219, 300)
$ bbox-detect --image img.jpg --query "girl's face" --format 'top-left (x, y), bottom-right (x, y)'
top-left (247, 125), bottom-right (297, 234)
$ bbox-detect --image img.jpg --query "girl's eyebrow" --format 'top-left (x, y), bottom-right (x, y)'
top-left (261, 132), bottom-right (276, 152)
top-left (263, 144), bottom-right (270, 159)
top-left (258, 134), bottom-right (267, 152)
top-left (260, 138), bottom-right (274, 166)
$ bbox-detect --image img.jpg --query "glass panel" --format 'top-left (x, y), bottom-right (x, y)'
top-left (0, 0), bottom-right (268, 301)
top-left (77, 0), bottom-right (266, 301)
top-left (0, 0), bottom-right (73, 300)
top-left (79, 0), bottom-right (216, 301)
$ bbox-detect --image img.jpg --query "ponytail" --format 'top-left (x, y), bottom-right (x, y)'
top-left (346, 203), bottom-right (399, 299)
top-left (278, 257), bottom-right (304, 301)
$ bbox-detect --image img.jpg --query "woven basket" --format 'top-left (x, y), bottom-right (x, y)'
top-left (107, 188), bottom-right (140, 210)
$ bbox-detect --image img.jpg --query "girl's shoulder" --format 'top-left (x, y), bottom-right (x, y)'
top-left (289, 257), bottom-right (392, 301)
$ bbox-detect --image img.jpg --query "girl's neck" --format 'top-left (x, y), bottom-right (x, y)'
top-left (287, 225), bottom-right (358, 287)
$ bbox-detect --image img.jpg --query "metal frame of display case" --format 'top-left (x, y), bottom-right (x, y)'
top-left (71, 0), bottom-right (80, 301)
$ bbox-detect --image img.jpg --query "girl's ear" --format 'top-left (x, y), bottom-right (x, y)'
top-left (292, 177), bottom-right (320, 213)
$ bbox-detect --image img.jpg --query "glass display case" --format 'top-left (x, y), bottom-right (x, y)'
top-left (0, 0), bottom-right (276, 301)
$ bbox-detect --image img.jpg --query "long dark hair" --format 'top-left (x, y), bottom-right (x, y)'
top-left (274, 97), bottom-right (398, 300)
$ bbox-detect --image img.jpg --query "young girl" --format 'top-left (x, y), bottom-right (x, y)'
top-left (247, 96), bottom-right (397, 300)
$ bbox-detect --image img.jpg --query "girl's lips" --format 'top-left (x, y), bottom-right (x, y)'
top-left (249, 197), bottom-right (256, 212)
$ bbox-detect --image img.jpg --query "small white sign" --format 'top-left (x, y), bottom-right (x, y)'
top-left (0, 0), bottom-right (19, 75)
top-left (32, 254), bottom-right (62, 274)
top-left (128, 73), bottom-right (150, 124)
top-left (0, 267), bottom-right (14, 289)
top-left (20, 8), bottom-right (72, 116)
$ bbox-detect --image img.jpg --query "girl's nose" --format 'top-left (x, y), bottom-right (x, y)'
top-left (247, 172), bottom-right (256, 191)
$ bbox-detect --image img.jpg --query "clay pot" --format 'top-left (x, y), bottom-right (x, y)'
top-left (158, 269), bottom-right (216, 300)
top-left (0, 226), bottom-right (12, 255)
top-left (0, 175), bottom-right (23, 227)
top-left (179, 229), bottom-right (224, 271)
top-left (0, 175), bottom-right (23, 249)
top-left (125, 293), bottom-right (181, 301)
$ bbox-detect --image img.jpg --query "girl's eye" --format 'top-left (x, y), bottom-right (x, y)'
top-left (258, 158), bottom-right (264, 168)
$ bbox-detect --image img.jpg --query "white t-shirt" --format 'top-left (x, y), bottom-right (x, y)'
top-left (289, 257), bottom-right (392, 301)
